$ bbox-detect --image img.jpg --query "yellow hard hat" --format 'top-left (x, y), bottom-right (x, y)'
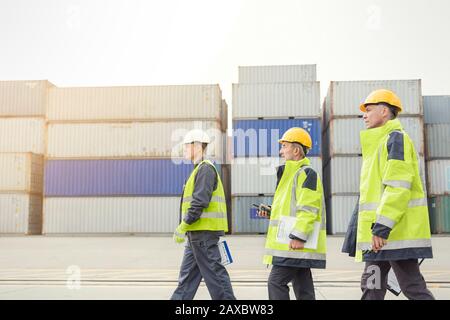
top-left (278, 127), bottom-right (312, 149)
top-left (359, 89), bottom-right (403, 113)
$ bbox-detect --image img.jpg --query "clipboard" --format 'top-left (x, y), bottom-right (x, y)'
top-left (275, 215), bottom-right (321, 250)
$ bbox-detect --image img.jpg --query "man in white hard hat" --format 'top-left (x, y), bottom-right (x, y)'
top-left (171, 129), bottom-right (235, 300)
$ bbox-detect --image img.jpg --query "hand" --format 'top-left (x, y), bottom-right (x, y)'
top-left (257, 209), bottom-right (270, 219)
top-left (372, 235), bottom-right (387, 252)
top-left (173, 221), bottom-right (189, 244)
top-left (289, 239), bottom-right (305, 250)
top-left (173, 232), bottom-right (186, 244)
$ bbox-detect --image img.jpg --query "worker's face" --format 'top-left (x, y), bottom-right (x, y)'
top-left (183, 142), bottom-right (203, 161)
top-left (279, 142), bottom-right (303, 161)
top-left (363, 104), bottom-right (390, 129)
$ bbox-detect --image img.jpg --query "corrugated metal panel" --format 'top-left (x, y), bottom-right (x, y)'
top-left (47, 121), bottom-right (223, 160)
top-left (0, 118), bottom-right (45, 154)
top-left (43, 197), bottom-right (180, 234)
top-left (325, 80), bottom-right (422, 122)
top-left (232, 82), bottom-right (321, 119)
top-left (326, 117), bottom-right (424, 156)
top-left (327, 195), bottom-right (359, 234)
top-left (0, 153), bottom-right (43, 193)
top-left (0, 80), bottom-right (52, 116)
top-left (427, 160), bottom-right (450, 195)
top-left (423, 96), bottom-right (450, 124)
top-left (324, 157), bottom-right (361, 196)
top-left (426, 124), bottom-right (450, 159)
top-left (0, 193), bottom-right (42, 234)
top-left (47, 85), bottom-right (222, 122)
top-left (238, 65), bottom-right (316, 83)
top-left (231, 157), bottom-right (322, 195)
top-left (428, 196), bottom-right (450, 234)
top-left (45, 159), bottom-right (223, 196)
top-left (231, 196), bottom-right (272, 234)
top-left (221, 99), bottom-right (228, 132)
top-left (233, 118), bottom-right (321, 157)
top-left (324, 155), bottom-right (426, 197)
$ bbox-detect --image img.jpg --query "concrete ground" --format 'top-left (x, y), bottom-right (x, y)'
top-left (0, 235), bottom-right (449, 300)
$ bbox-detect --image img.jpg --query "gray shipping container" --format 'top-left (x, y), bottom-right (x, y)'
top-left (43, 197), bottom-right (180, 234)
top-left (324, 80), bottom-right (422, 124)
top-left (326, 195), bottom-right (359, 234)
top-left (238, 65), bottom-right (316, 83)
top-left (427, 160), bottom-right (450, 196)
top-left (426, 124), bottom-right (450, 159)
top-left (232, 82), bottom-right (321, 119)
top-left (423, 96), bottom-right (450, 124)
top-left (231, 196), bottom-right (272, 234)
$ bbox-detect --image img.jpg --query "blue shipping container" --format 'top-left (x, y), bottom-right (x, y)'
top-left (232, 119), bottom-right (321, 157)
top-left (45, 159), bottom-right (222, 196)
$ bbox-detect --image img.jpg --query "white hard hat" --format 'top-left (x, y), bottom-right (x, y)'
top-left (183, 129), bottom-right (211, 144)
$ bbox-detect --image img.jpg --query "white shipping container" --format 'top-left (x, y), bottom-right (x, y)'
top-left (324, 157), bottom-right (361, 196)
top-left (47, 121), bottom-right (224, 161)
top-left (326, 117), bottom-right (424, 156)
top-left (47, 85), bottom-right (222, 122)
top-left (231, 157), bottom-right (323, 195)
top-left (427, 160), bottom-right (450, 196)
top-left (327, 195), bottom-right (359, 234)
top-left (232, 82), bottom-right (321, 119)
top-left (0, 193), bottom-right (42, 234)
top-left (43, 197), bottom-right (180, 234)
top-left (238, 65), bottom-right (316, 83)
top-left (0, 80), bottom-right (52, 116)
top-left (324, 80), bottom-right (422, 123)
top-left (0, 153), bottom-right (43, 193)
top-left (0, 118), bottom-right (46, 154)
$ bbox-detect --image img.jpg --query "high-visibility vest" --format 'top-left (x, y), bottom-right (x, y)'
top-left (263, 157), bottom-right (327, 265)
top-left (181, 159), bottom-right (228, 232)
top-left (356, 119), bottom-right (432, 262)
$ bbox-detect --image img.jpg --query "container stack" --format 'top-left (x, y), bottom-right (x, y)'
top-left (43, 85), bottom-right (227, 234)
top-left (424, 96), bottom-right (450, 234)
top-left (0, 80), bottom-right (52, 234)
top-left (323, 80), bottom-right (426, 234)
top-left (231, 65), bottom-right (322, 233)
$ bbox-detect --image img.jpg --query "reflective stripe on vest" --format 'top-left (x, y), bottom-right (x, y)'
top-left (265, 248), bottom-right (326, 261)
top-left (359, 197), bottom-right (428, 212)
top-left (357, 238), bottom-right (432, 251)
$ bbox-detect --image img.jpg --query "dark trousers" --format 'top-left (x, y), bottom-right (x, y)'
top-left (268, 265), bottom-right (315, 300)
top-left (171, 231), bottom-right (236, 300)
top-left (361, 259), bottom-right (435, 300)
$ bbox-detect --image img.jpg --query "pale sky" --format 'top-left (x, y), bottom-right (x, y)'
top-left (1, 0), bottom-right (449, 116)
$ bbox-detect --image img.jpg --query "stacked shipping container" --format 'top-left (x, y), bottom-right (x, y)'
top-left (424, 96), bottom-right (450, 233)
top-left (0, 80), bottom-right (52, 234)
top-left (231, 65), bottom-right (322, 233)
top-left (43, 85), bottom-right (227, 234)
top-left (323, 80), bottom-right (426, 234)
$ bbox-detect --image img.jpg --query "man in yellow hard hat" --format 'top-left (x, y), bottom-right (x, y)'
top-left (258, 127), bottom-right (326, 300)
top-left (357, 89), bottom-right (434, 300)
top-left (171, 129), bottom-right (235, 300)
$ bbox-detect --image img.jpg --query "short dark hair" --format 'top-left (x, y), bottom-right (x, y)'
top-left (388, 106), bottom-right (398, 119)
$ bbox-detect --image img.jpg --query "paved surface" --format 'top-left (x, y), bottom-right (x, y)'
top-left (0, 235), bottom-right (449, 300)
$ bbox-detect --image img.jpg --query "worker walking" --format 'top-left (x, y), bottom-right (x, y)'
top-left (171, 129), bottom-right (235, 300)
top-left (357, 89), bottom-right (434, 300)
top-left (258, 127), bottom-right (326, 300)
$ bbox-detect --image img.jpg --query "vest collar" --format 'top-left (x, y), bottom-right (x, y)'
top-left (283, 157), bottom-right (310, 173)
top-left (360, 119), bottom-right (403, 155)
